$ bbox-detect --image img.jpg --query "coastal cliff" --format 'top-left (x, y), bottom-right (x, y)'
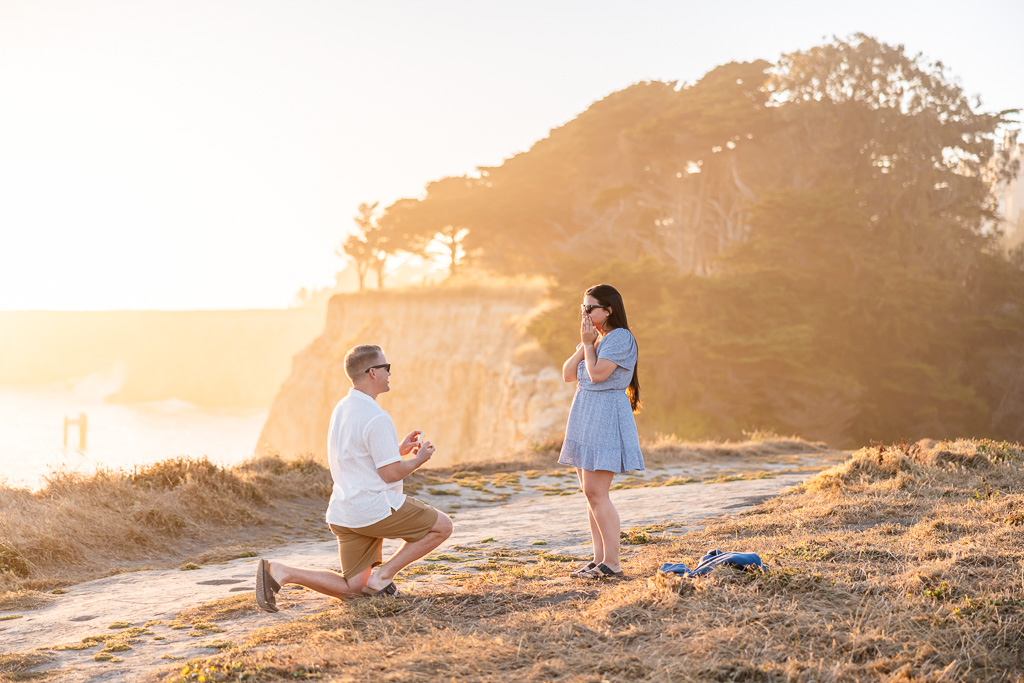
top-left (257, 284), bottom-right (575, 465)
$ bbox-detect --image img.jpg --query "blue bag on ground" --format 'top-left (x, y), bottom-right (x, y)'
top-left (659, 548), bottom-right (766, 577)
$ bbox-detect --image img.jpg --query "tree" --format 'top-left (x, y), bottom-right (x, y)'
top-left (608, 60), bottom-right (777, 275)
top-left (378, 177), bottom-right (478, 278)
top-left (357, 34), bottom-right (1023, 443)
top-left (528, 35), bottom-right (1023, 444)
top-left (368, 224), bottom-right (390, 289)
top-left (339, 233), bottom-right (372, 292)
top-left (372, 67), bottom-right (784, 279)
top-left (338, 202), bottom-right (396, 290)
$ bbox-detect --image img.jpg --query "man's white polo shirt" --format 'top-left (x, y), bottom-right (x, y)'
top-left (324, 388), bottom-right (405, 528)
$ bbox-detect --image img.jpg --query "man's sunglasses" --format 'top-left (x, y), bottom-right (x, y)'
top-left (365, 363), bottom-right (391, 373)
top-left (581, 304), bottom-right (607, 315)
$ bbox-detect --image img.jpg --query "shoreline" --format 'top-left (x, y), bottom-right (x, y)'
top-left (0, 385), bottom-right (267, 492)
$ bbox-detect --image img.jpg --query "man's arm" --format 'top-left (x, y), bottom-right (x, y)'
top-left (377, 441), bottom-right (435, 483)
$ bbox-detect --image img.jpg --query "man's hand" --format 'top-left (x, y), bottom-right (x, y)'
top-left (399, 430), bottom-right (423, 456)
top-left (377, 439), bottom-right (436, 483)
top-left (415, 440), bottom-right (435, 464)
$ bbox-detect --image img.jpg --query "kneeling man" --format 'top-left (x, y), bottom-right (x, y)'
top-left (256, 344), bottom-right (452, 610)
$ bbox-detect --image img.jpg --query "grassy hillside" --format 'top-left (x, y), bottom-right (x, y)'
top-left (0, 436), bottom-right (821, 598)
top-left (150, 438), bottom-right (1022, 682)
top-left (1, 438), bottom-right (1021, 680)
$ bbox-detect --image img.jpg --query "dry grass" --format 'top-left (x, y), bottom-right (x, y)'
top-left (407, 433), bottom-right (834, 504)
top-left (639, 431), bottom-right (830, 468)
top-left (170, 594), bottom-right (260, 627)
top-left (408, 434), bottom-right (832, 488)
top-left (0, 435), bottom-right (823, 601)
top-left (0, 651), bottom-right (57, 682)
top-left (0, 591), bottom-right (53, 613)
top-left (0, 456), bottom-right (332, 597)
top-left (148, 438), bottom-right (1024, 682)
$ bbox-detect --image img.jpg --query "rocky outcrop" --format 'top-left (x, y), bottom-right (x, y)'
top-left (257, 285), bottom-right (575, 465)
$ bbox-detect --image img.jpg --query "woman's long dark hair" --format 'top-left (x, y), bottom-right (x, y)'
top-left (586, 284), bottom-right (641, 413)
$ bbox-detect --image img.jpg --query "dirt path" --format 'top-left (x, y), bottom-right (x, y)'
top-left (1, 453), bottom-right (844, 682)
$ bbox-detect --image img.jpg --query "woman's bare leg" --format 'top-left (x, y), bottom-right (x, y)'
top-left (581, 469), bottom-right (620, 572)
top-left (577, 468), bottom-right (604, 563)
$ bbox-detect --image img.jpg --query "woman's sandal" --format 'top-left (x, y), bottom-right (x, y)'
top-left (570, 561), bottom-right (597, 578)
top-left (583, 562), bottom-right (625, 579)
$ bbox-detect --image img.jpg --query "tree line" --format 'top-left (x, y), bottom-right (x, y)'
top-left (340, 35), bottom-right (1024, 445)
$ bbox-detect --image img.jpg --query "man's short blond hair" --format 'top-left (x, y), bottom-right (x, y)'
top-left (344, 345), bottom-right (384, 382)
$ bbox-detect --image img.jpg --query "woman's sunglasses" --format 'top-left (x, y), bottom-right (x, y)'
top-left (581, 304), bottom-right (607, 315)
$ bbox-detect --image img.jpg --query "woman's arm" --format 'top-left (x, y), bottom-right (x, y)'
top-left (579, 316), bottom-right (616, 383)
top-left (582, 341), bottom-right (617, 383)
top-left (562, 345), bottom-right (585, 382)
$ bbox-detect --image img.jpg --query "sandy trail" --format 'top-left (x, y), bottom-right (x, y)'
top-left (1, 454), bottom-right (841, 682)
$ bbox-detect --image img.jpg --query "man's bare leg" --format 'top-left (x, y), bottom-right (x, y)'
top-left (264, 512), bottom-right (453, 597)
top-left (364, 512), bottom-right (454, 592)
top-left (266, 562), bottom-right (371, 600)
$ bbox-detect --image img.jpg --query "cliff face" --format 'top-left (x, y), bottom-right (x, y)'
top-left (257, 285), bottom-right (575, 465)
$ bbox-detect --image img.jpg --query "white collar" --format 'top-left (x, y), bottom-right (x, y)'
top-left (348, 387), bottom-right (378, 404)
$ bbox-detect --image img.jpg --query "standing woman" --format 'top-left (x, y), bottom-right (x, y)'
top-left (559, 284), bottom-right (643, 579)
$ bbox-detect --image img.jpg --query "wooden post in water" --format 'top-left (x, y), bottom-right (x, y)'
top-left (63, 413), bottom-right (88, 450)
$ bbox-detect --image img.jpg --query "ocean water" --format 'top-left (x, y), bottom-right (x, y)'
top-left (0, 379), bottom-right (267, 490)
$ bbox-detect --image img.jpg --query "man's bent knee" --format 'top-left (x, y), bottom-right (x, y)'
top-left (432, 512), bottom-right (453, 538)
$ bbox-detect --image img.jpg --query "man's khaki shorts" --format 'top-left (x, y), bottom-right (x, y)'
top-left (329, 497), bottom-right (439, 579)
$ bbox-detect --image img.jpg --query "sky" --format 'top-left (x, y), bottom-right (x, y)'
top-left (1, 0), bottom-right (1022, 311)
